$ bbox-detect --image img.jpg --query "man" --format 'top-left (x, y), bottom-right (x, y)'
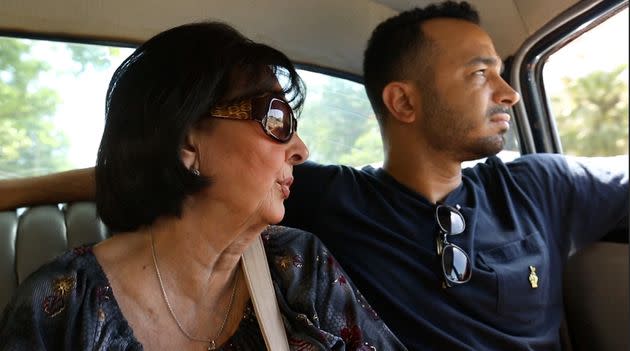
top-left (281, 2), bottom-right (628, 349)
top-left (1, 1), bottom-right (627, 349)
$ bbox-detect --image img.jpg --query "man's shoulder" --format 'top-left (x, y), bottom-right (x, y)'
top-left (466, 153), bottom-right (570, 178)
top-left (501, 153), bottom-right (627, 180)
top-left (465, 153), bottom-right (628, 198)
top-left (478, 153), bottom-right (566, 168)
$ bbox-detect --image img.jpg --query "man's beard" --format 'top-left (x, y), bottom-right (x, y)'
top-left (465, 133), bottom-right (506, 160)
top-left (421, 88), bottom-right (506, 161)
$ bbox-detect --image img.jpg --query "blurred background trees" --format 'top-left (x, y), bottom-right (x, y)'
top-left (551, 64), bottom-right (628, 156)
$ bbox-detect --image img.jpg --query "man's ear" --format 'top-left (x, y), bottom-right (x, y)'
top-left (381, 81), bottom-right (419, 123)
top-left (180, 132), bottom-right (197, 170)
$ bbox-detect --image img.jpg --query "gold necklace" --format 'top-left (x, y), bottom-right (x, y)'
top-left (150, 234), bottom-right (239, 350)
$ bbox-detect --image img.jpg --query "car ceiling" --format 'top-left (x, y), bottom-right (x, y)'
top-left (1, 0), bottom-right (577, 77)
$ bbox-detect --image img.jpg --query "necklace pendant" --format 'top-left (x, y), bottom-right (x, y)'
top-left (208, 340), bottom-right (216, 350)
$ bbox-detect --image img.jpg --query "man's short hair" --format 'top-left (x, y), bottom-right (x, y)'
top-left (363, 1), bottom-right (480, 121)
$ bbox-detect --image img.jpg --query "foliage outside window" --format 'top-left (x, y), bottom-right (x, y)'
top-left (297, 70), bottom-right (383, 167)
top-left (0, 37), bottom-right (133, 179)
top-left (0, 37), bottom-right (384, 179)
top-left (544, 8), bottom-right (629, 157)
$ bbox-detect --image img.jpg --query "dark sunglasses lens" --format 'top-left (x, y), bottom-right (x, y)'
top-left (437, 206), bottom-right (465, 235)
top-left (442, 244), bottom-right (471, 284)
top-left (265, 99), bottom-right (293, 141)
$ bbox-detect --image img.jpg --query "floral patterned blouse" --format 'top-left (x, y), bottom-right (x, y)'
top-left (0, 226), bottom-right (406, 350)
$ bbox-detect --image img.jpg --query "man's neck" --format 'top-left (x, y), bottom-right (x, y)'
top-left (383, 148), bottom-right (463, 204)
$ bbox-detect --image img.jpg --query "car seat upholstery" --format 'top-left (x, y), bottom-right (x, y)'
top-left (563, 242), bottom-right (629, 351)
top-left (0, 202), bottom-right (109, 311)
top-left (0, 203), bottom-right (627, 351)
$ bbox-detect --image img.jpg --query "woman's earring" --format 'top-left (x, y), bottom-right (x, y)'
top-left (191, 168), bottom-right (200, 176)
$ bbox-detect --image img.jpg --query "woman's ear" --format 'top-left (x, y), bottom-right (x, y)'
top-left (381, 81), bottom-right (420, 124)
top-left (180, 132), bottom-right (198, 170)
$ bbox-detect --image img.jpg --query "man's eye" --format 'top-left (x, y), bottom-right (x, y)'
top-left (474, 69), bottom-right (486, 76)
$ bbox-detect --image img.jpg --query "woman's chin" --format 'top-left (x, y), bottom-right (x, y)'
top-left (265, 206), bottom-right (285, 225)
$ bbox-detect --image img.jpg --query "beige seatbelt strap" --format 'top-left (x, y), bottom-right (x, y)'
top-left (241, 235), bottom-right (291, 350)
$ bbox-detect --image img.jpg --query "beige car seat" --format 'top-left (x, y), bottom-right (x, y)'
top-left (0, 203), bottom-right (109, 311)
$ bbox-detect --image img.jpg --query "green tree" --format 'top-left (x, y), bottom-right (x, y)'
top-left (339, 117), bottom-right (383, 166)
top-left (67, 43), bottom-right (119, 73)
top-left (552, 64), bottom-right (629, 156)
top-left (299, 78), bottom-right (383, 167)
top-left (0, 38), bottom-right (69, 178)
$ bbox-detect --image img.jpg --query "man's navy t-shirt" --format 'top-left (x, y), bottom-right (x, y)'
top-left (281, 154), bottom-right (628, 350)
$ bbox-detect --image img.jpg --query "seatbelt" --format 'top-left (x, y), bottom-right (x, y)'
top-left (241, 235), bottom-right (290, 350)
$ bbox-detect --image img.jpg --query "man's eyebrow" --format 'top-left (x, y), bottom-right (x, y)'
top-left (465, 56), bottom-right (505, 73)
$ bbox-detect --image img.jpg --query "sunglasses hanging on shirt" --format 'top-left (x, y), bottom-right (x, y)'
top-left (435, 204), bottom-right (472, 288)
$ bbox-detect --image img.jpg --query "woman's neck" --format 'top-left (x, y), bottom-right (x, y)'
top-left (93, 205), bottom-right (262, 349)
top-left (145, 204), bottom-right (264, 304)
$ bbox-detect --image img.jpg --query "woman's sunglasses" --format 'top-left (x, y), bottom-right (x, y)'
top-left (209, 94), bottom-right (297, 143)
top-left (435, 204), bottom-right (472, 288)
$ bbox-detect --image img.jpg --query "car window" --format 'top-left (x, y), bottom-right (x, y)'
top-left (543, 8), bottom-right (628, 157)
top-left (0, 36), bottom-right (133, 179)
top-left (296, 70), bottom-right (383, 167)
top-left (0, 37), bottom-right (384, 179)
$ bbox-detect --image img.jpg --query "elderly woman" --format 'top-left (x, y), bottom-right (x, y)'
top-left (0, 22), bottom-right (406, 350)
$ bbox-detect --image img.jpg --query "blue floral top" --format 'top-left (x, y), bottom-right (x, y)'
top-left (0, 226), bottom-right (406, 350)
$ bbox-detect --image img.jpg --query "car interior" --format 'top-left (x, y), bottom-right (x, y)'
top-left (0, 0), bottom-right (628, 350)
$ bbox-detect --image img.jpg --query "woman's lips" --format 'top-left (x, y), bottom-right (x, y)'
top-left (277, 177), bottom-right (293, 199)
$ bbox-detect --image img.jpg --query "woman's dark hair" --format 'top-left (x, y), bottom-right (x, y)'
top-left (96, 21), bottom-right (305, 232)
top-left (363, 1), bottom-right (479, 121)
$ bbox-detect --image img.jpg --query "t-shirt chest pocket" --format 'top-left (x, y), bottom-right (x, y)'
top-left (477, 232), bottom-right (550, 324)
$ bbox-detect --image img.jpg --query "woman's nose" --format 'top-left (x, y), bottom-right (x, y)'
top-left (287, 134), bottom-right (309, 164)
